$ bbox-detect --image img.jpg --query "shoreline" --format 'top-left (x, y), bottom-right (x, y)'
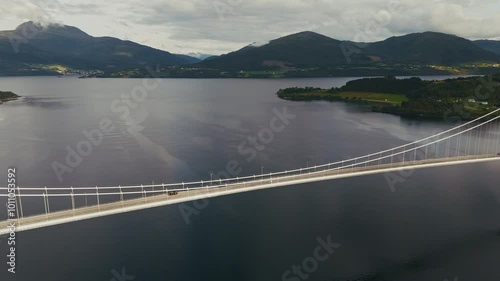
top-left (277, 75), bottom-right (500, 122)
top-left (282, 97), bottom-right (498, 122)
top-left (0, 91), bottom-right (19, 105)
top-left (0, 97), bottom-right (18, 105)
top-left (0, 74), bottom-right (483, 80)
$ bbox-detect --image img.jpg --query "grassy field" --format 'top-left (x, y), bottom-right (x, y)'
top-left (277, 89), bottom-right (408, 105)
top-left (335, 91), bottom-right (408, 105)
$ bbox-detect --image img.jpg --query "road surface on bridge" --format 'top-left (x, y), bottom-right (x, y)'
top-left (1, 154), bottom-right (499, 235)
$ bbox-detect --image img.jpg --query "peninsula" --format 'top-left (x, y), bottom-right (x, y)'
top-left (277, 75), bottom-right (500, 120)
top-left (0, 91), bottom-right (19, 105)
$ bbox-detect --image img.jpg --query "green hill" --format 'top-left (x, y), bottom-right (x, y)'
top-left (199, 31), bottom-right (500, 72)
top-left (365, 32), bottom-right (500, 64)
top-left (474, 40), bottom-right (500, 55)
top-left (199, 31), bottom-right (371, 70)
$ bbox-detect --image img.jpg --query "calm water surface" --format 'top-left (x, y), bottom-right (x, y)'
top-left (0, 76), bottom-right (499, 281)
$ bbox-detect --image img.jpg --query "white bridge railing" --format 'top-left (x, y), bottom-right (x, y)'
top-left (1, 108), bottom-right (500, 221)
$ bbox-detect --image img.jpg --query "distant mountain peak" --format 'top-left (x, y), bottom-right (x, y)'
top-left (385, 31), bottom-right (459, 40)
top-left (291, 31), bottom-right (321, 36)
top-left (14, 21), bottom-right (90, 38)
top-left (272, 31), bottom-right (341, 45)
top-left (421, 31), bottom-right (454, 35)
top-left (15, 21), bottom-right (43, 31)
top-left (282, 31), bottom-right (333, 39)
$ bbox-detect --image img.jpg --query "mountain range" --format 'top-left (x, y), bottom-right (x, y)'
top-left (200, 31), bottom-right (500, 70)
top-left (1, 21), bottom-right (500, 77)
top-left (0, 22), bottom-right (199, 75)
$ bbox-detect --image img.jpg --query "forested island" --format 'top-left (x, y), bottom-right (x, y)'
top-left (277, 75), bottom-right (500, 120)
top-left (0, 91), bottom-right (19, 105)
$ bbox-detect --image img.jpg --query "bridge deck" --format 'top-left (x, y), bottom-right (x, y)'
top-left (1, 154), bottom-right (499, 235)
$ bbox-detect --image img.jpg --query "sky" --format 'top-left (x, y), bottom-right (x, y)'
top-left (1, 0), bottom-right (500, 57)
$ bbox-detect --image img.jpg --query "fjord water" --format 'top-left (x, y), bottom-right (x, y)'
top-left (0, 76), bottom-right (499, 281)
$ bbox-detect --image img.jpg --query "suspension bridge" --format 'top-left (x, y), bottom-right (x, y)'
top-left (1, 109), bottom-right (500, 235)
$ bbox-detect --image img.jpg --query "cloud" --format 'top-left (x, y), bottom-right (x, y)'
top-left (61, 3), bottom-right (102, 15)
top-left (0, 2), bottom-right (54, 22)
top-left (0, 0), bottom-right (64, 27)
top-left (427, 2), bottom-right (500, 39)
top-left (1, 0), bottom-right (500, 55)
top-left (124, 0), bottom-right (500, 53)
